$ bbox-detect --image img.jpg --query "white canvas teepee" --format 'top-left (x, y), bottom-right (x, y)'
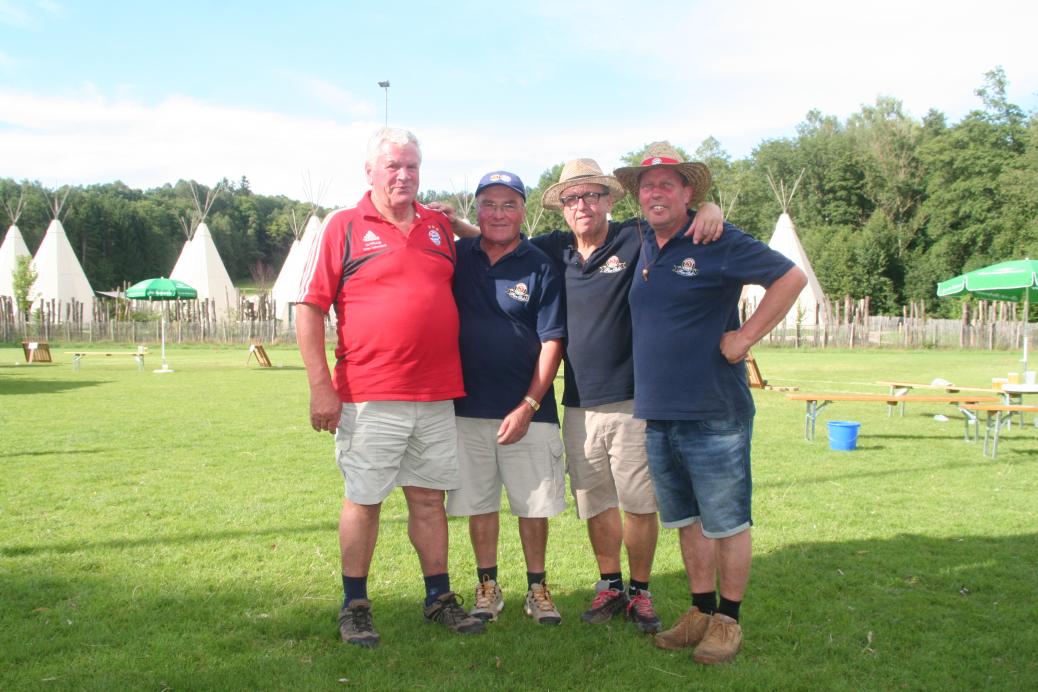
top-left (169, 183), bottom-right (236, 317)
top-left (31, 191), bottom-right (95, 322)
top-left (271, 210), bottom-right (311, 322)
top-left (1, 192), bottom-right (32, 309)
top-left (741, 171), bottom-right (828, 328)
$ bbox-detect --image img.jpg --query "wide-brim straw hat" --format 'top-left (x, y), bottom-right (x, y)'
top-left (612, 141), bottom-right (712, 208)
top-left (541, 158), bottom-right (627, 210)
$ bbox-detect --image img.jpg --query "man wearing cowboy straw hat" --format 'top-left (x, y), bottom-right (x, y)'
top-left (444, 154), bottom-right (724, 634)
top-left (619, 141), bottom-right (807, 664)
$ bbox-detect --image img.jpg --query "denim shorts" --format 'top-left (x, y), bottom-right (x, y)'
top-left (644, 417), bottom-right (753, 538)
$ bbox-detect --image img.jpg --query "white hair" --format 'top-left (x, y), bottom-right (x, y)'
top-left (366, 127), bottom-right (421, 165)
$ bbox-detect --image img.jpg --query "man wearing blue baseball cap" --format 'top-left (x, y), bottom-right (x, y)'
top-left (447, 170), bottom-right (570, 626)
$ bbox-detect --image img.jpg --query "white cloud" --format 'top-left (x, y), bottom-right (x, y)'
top-left (0, 0), bottom-right (31, 26)
top-left (279, 71), bottom-right (377, 119)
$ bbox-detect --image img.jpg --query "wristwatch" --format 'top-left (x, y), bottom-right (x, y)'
top-left (523, 396), bottom-right (540, 412)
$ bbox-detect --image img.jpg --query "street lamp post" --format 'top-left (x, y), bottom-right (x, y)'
top-left (377, 80), bottom-right (390, 126)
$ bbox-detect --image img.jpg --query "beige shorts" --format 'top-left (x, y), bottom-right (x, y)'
top-left (335, 400), bottom-right (458, 505)
top-left (563, 399), bottom-right (657, 519)
top-left (446, 417), bottom-right (567, 518)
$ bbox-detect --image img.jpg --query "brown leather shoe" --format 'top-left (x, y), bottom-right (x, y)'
top-left (692, 613), bottom-right (742, 664)
top-left (653, 606), bottom-right (711, 650)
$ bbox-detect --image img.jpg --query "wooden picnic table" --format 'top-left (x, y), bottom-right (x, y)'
top-left (786, 392), bottom-right (1001, 441)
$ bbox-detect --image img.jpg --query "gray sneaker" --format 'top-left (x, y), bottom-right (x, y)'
top-left (470, 576), bottom-right (504, 622)
top-left (524, 582), bottom-right (562, 625)
top-left (338, 599), bottom-right (380, 648)
top-left (581, 580), bottom-right (628, 624)
top-left (423, 592), bottom-right (486, 634)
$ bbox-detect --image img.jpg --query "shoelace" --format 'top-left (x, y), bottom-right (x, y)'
top-left (628, 592), bottom-right (655, 617)
top-left (589, 588), bottom-right (622, 609)
top-left (349, 606), bottom-right (374, 631)
top-left (530, 586), bottom-right (556, 611)
top-left (431, 596), bottom-right (469, 624)
top-left (475, 583), bottom-right (498, 608)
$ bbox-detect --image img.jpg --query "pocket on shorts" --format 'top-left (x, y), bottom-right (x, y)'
top-left (549, 435), bottom-right (564, 464)
top-left (334, 405), bottom-right (353, 457)
top-left (700, 417), bottom-right (745, 435)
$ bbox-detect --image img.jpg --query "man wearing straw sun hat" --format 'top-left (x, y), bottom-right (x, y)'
top-left (618, 141), bottom-right (806, 664)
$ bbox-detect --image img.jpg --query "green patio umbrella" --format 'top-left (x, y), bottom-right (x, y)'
top-left (126, 277), bottom-right (197, 373)
top-left (937, 259), bottom-right (1038, 371)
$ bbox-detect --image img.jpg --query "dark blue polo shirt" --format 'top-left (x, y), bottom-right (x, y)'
top-left (453, 236), bottom-right (566, 424)
top-left (531, 218), bottom-right (646, 408)
top-left (629, 221), bottom-right (794, 421)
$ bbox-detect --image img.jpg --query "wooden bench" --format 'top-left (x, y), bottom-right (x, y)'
top-left (21, 341), bottom-right (52, 363)
top-left (246, 343), bottom-right (272, 367)
top-left (877, 381), bottom-right (1000, 416)
top-left (959, 404), bottom-right (1038, 458)
top-left (65, 347), bottom-right (149, 372)
top-left (786, 392), bottom-right (1001, 441)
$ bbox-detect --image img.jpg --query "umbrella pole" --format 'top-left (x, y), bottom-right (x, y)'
top-left (1024, 292), bottom-right (1030, 373)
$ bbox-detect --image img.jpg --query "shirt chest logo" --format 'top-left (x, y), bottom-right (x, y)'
top-left (427, 227), bottom-right (442, 246)
top-left (505, 282), bottom-right (530, 303)
top-left (599, 255), bottom-right (627, 274)
top-left (673, 257), bottom-right (699, 277)
top-left (361, 229), bottom-right (388, 251)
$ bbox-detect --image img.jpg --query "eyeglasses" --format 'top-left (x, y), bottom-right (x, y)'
top-left (478, 200), bottom-right (522, 214)
top-left (560, 191), bottom-right (608, 208)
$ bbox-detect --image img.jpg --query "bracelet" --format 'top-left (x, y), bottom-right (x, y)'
top-left (523, 396), bottom-right (540, 412)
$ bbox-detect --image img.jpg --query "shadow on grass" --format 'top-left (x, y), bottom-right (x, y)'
top-left (0, 377), bottom-right (106, 395)
top-left (2, 533), bottom-right (1036, 689)
top-left (0, 447), bottom-right (114, 459)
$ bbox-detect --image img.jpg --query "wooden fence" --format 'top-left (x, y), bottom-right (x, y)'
top-left (1, 294), bottom-right (1034, 352)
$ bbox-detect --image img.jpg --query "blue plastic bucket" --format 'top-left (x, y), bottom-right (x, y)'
top-left (827, 421), bottom-right (861, 451)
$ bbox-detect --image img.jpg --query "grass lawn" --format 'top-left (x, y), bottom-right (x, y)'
top-left (1, 345), bottom-right (1036, 690)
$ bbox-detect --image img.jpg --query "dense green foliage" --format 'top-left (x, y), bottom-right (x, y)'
top-left (11, 256), bottom-right (37, 314)
top-left (5, 69), bottom-right (1036, 315)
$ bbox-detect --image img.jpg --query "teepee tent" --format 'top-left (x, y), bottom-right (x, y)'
top-left (169, 183), bottom-right (236, 318)
top-left (741, 171), bottom-right (828, 328)
top-left (31, 190), bottom-right (95, 322)
top-left (1, 191), bottom-right (32, 311)
top-left (272, 177), bottom-right (329, 322)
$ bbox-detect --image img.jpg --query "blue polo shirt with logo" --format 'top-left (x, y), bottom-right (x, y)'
top-left (453, 237), bottom-right (566, 424)
top-left (531, 218), bottom-right (645, 408)
top-left (628, 221), bottom-right (794, 421)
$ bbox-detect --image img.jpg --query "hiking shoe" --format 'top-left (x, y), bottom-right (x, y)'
top-left (626, 588), bottom-right (662, 633)
top-left (338, 599), bottom-right (380, 648)
top-left (423, 592), bottom-right (486, 634)
top-left (581, 580), bottom-right (627, 624)
top-left (692, 613), bottom-right (742, 664)
top-left (524, 582), bottom-right (562, 625)
top-left (654, 606), bottom-right (711, 650)
top-left (470, 576), bottom-right (504, 622)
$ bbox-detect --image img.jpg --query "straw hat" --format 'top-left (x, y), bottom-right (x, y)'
top-left (612, 141), bottom-right (712, 208)
top-left (541, 158), bottom-right (626, 210)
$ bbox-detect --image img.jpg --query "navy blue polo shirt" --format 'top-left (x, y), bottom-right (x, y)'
top-left (453, 236), bottom-right (566, 424)
top-left (629, 221), bottom-right (794, 421)
top-left (531, 218), bottom-right (646, 408)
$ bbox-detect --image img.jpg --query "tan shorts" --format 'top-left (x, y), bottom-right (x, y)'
top-left (446, 417), bottom-right (567, 518)
top-left (563, 399), bottom-right (657, 519)
top-left (335, 400), bottom-right (458, 505)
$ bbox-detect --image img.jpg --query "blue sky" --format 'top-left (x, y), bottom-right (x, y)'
top-left (2, 0), bottom-right (1037, 207)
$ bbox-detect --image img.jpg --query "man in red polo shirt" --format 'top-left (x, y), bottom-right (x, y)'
top-left (296, 127), bottom-right (484, 648)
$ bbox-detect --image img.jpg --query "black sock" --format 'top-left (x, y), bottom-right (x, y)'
top-left (718, 596), bottom-right (741, 622)
top-left (692, 590), bottom-right (717, 614)
top-left (342, 574), bottom-right (368, 608)
top-left (600, 572), bottom-right (624, 591)
top-left (423, 573), bottom-right (451, 606)
top-left (629, 579), bottom-right (650, 595)
top-left (527, 571), bottom-right (546, 588)
top-left (477, 565), bottom-right (498, 583)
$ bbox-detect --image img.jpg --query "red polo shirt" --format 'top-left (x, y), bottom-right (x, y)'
top-left (296, 192), bottom-right (464, 403)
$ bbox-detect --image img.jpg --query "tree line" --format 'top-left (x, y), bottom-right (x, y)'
top-left (5, 68), bottom-right (1035, 318)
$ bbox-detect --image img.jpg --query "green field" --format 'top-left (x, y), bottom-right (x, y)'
top-left (1, 345), bottom-right (1036, 690)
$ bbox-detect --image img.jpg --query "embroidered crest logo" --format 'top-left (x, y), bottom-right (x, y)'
top-left (651, 157), bottom-right (663, 165)
top-left (599, 255), bottom-right (626, 274)
top-left (428, 228), bottom-right (442, 246)
top-left (673, 257), bottom-right (699, 277)
top-left (505, 282), bottom-right (530, 303)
